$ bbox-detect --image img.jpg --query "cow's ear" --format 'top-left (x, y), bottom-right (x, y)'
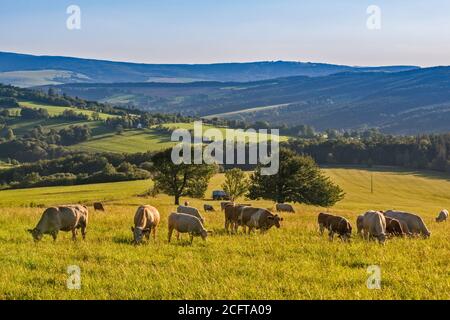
top-left (27, 229), bottom-right (33, 233)
top-left (268, 216), bottom-right (274, 220)
top-left (280, 218), bottom-right (284, 221)
top-left (131, 226), bottom-right (134, 232)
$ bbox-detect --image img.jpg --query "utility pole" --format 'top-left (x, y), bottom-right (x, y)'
top-left (370, 173), bottom-right (374, 194)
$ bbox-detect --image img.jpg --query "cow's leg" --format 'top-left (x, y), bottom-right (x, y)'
top-left (189, 233), bottom-right (194, 245)
top-left (319, 224), bottom-right (324, 235)
top-left (71, 229), bottom-right (77, 241)
top-left (152, 227), bottom-right (157, 241)
top-left (168, 227), bottom-right (173, 243)
top-left (176, 231), bottom-right (181, 241)
top-left (248, 227), bottom-right (253, 235)
top-left (51, 230), bottom-right (58, 241)
top-left (328, 230), bottom-right (334, 241)
top-left (225, 219), bottom-right (229, 233)
top-left (81, 224), bottom-right (87, 240)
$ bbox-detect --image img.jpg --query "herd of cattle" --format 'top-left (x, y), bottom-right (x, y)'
top-left (26, 200), bottom-right (448, 245)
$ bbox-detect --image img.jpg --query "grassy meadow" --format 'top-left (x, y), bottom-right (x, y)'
top-left (0, 167), bottom-right (449, 299)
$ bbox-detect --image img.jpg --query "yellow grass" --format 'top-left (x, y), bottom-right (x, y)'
top-left (0, 167), bottom-right (449, 299)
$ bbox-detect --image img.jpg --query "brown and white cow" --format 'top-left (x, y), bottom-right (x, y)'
top-left (238, 207), bottom-right (283, 234)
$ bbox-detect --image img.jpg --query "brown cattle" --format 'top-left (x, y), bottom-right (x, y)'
top-left (93, 202), bottom-right (105, 211)
top-left (168, 212), bottom-right (211, 244)
top-left (221, 202), bottom-right (234, 211)
top-left (385, 217), bottom-right (405, 237)
top-left (131, 205), bottom-right (160, 244)
top-left (318, 212), bottom-right (352, 241)
top-left (203, 204), bottom-right (215, 212)
top-left (238, 207), bottom-right (283, 234)
top-left (276, 203), bottom-right (295, 213)
top-left (224, 204), bottom-right (248, 233)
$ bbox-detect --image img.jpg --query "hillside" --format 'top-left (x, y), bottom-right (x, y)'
top-left (0, 51), bottom-right (418, 86)
top-left (51, 67), bottom-right (450, 134)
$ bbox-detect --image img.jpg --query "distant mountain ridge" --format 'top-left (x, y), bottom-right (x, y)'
top-left (48, 66), bottom-right (450, 134)
top-left (0, 51), bottom-right (419, 86)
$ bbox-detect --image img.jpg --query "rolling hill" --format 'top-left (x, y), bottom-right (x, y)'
top-left (0, 51), bottom-right (418, 86)
top-left (51, 67), bottom-right (450, 134)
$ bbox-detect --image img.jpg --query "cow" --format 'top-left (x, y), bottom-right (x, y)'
top-left (131, 205), bottom-right (160, 244)
top-left (221, 202), bottom-right (234, 211)
top-left (361, 211), bottom-right (387, 244)
top-left (385, 217), bottom-right (405, 237)
top-left (356, 215), bottom-right (364, 236)
top-left (168, 212), bottom-right (211, 244)
top-left (436, 209), bottom-right (448, 223)
top-left (184, 201), bottom-right (189, 206)
top-left (177, 205), bottom-right (204, 224)
top-left (28, 205), bottom-right (88, 242)
top-left (203, 204), bottom-right (215, 212)
top-left (384, 210), bottom-right (431, 238)
top-left (276, 203), bottom-right (295, 213)
top-left (93, 202), bottom-right (105, 212)
top-left (238, 207), bottom-right (283, 234)
top-left (317, 212), bottom-right (352, 242)
top-left (224, 204), bottom-right (248, 233)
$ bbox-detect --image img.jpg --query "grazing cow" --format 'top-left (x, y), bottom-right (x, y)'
top-left (28, 205), bottom-right (88, 241)
top-left (221, 202), bottom-right (234, 211)
top-left (385, 217), bottom-right (405, 237)
top-left (131, 205), bottom-right (160, 244)
top-left (276, 203), bottom-right (295, 213)
top-left (356, 215), bottom-right (364, 236)
top-left (436, 209), bottom-right (448, 223)
top-left (93, 202), bottom-right (105, 212)
top-left (203, 204), bottom-right (215, 212)
top-left (238, 207), bottom-right (283, 234)
top-left (317, 213), bottom-right (352, 241)
top-left (362, 211), bottom-right (387, 244)
top-left (184, 201), bottom-right (189, 206)
top-left (168, 212), bottom-right (211, 244)
top-left (385, 210), bottom-right (431, 238)
top-left (224, 204), bottom-right (248, 233)
top-left (177, 205), bottom-right (204, 224)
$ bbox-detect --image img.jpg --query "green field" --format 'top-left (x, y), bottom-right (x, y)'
top-left (19, 101), bottom-right (118, 120)
top-left (0, 166), bottom-right (449, 299)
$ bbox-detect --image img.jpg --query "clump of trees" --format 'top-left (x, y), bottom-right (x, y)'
top-left (284, 133), bottom-right (450, 173)
top-left (150, 148), bottom-right (217, 204)
top-left (247, 148), bottom-right (344, 207)
top-left (221, 168), bottom-right (249, 202)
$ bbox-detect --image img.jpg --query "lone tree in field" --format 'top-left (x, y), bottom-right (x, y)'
top-left (247, 148), bottom-right (344, 207)
top-left (151, 148), bottom-right (217, 205)
top-left (221, 168), bottom-right (250, 202)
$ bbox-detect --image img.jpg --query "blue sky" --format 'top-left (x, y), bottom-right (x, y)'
top-left (1, 0), bottom-right (449, 66)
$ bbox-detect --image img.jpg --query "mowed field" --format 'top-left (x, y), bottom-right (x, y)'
top-left (0, 167), bottom-right (449, 299)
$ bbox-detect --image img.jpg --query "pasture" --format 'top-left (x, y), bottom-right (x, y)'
top-left (0, 167), bottom-right (449, 299)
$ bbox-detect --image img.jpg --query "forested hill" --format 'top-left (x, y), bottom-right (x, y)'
top-left (50, 66), bottom-right (450, 134)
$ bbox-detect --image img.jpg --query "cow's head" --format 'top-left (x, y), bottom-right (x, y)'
top-left (131, 226), bottom-right (148, 244)
top-left (27, 228), bottom-right (43, 241)
top-left (378, 233), bottom-right (386, 244)
top-left (200, 229), bottom-right (213, 240)
top-left (268, 215), bottom-right (283, 228)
